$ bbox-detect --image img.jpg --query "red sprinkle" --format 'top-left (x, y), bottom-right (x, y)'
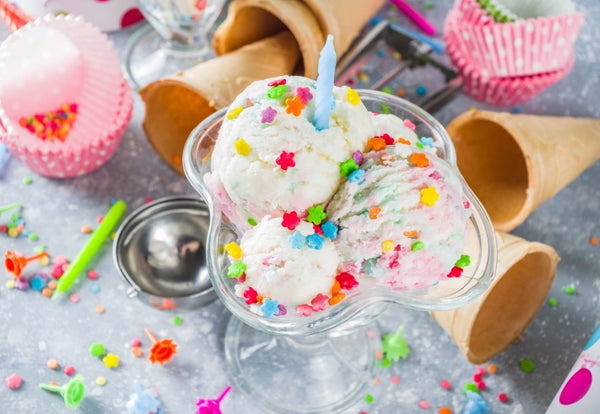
top-left (476, 381), bottom-right (486, 390)
top-left (243, 287), bottom-right (258, 304)
top-left (276, 151), bottom-right (296, 170)
top-left (268, 78), bottom-right (286, 87)
top-left (498, 393), bottom-right (508, 403)
top-left (446, 266), bottom-right (463, 278)
top-left (336, 272), bottom-right (359, 290)
top-left (64, 366), bottom-right (75, 376)
top-left (281, 211), bottom-right (300, 230)
top-left (440, 379), bottom-right (451, 389)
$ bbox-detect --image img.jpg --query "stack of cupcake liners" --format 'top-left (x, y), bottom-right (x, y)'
top-left (0, 14), bottom-right (133, 178)
top-left (444, 0), bottom-right (584, 106)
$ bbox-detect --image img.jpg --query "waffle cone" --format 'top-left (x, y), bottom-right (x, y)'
top-left (139, 31), bottom-right (300, 175)
top-left (447, 110), bottom-right (600, 232)
top-left (213, 0), bottom-right (385, 78)
top-left (431, 232), bottom-right (559, 364)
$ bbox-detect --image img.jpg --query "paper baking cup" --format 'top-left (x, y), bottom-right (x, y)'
top-left (452, 0), bottom-right (496, 26)
top-left (445, 28), bottom-right (574, 106)
top-left (0, 14), bottom-right (132, 177)
top-left (445, 9), bottom-right (584, 77)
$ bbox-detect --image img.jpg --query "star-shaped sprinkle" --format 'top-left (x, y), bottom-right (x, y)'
top-left (6, 373), bottom-right (23, 389)
top-left (340, 158), bottom-right (359, 177)
top-left (347, 88), bottom-right (360, 105)
top-left (261, 106), bottom-right (277, 123)
top-left (420, 136), bottom-right (434, 147)
top-left (336, 272), bottom-right (358, 290)
top-left (403, 119), bottom-right (416, 131)
top-left (420, 186), bottom-right (439, 207)
top-left (243, 287), bottom-right (258, 304)
top-left (226, 106), bottom-right (243, 120)
top-left (225, 241), bottom-right (242, 259)
top-left (102, 353), bottom-right (119, 369)
top-left (276, 151), bottom-right (296, 170)
top-left (296, 86), bottom-right (313, 104)
top-left (410, 152), bottom-right (429, 167)
top-left (285, 95), bottom-right (305, 116)
top-left (380, 133), bottom-right (395, 145)
top-left (321, 221), bottom-right (338, 239)
top-left (268, 78), bottom-right (286, 87)
top-left (260, 298), bottom-right (279, 318)
top-left (296, 304), bottom-right (312, 316)
top-left (307, 205), bottom-right (327, 225)
top-left (446, 266), bottom-right (463, 278)
top-left (288, 231), bottom-right (306, 249)
top-left (234, 138), bottom-right (251, 156)
top-left (348, 169), bottom-right (365, 183)
top-left (227, 262), bottom-right (246, 278)
top-left (382, 326), bottom-right (410, 361)
top-left (267, 84), bottom-right (286, 99)
top-left (89, 342), bottom-right (106, 357)
top-left (306, 233), bottom-right (325, 250)
top-left (455, 254), bottom-right (471, 268)
top-left (311, 294), bottom-right (329, 311)
top-left (367, 137), bottom-right (386, 151)
top-left (281, 211), bottom-right (300, 230)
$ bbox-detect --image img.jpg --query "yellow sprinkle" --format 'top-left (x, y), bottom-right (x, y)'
top-left (393, 51), bottom-right (402, 60)
top-left (225, 241), bottom-right (242, 259)
top-left (95, 376), bottom-right (107, 386)
top-left (8, 227), bottom-right (18, 237)
top-left (5, 279), bottom-right (15, 289)
top-left (381, 240), bottom-right (395, 252)
top-left (346, 88), bottom-right (361, 105)
top-left (39, 255), bottom-right (50, 266)
top-left (102, 353), bottom-right (119, 369)
top-left (227, 106), bottom-right (244, 120)
top-left (358, 72), bottom-right (369, 83)
top-left (420, 186), bottom-right (439, 207)
top-left (234, 138), bottom-right (251, 156)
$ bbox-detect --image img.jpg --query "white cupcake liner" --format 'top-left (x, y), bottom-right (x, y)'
top-left (445, 8), bottom-right (584, 77)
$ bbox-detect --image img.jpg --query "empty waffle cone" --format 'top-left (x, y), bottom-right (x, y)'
top-left (139, 31), bottom-right (300, 175)
top-left (447, 110), bottom-right (600, 232)
top-left (213, 0), bottom-right (385, 78)
top-left (431, 232), bottom-right (560, 364)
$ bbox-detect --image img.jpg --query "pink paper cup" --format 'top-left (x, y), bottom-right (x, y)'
top-left (0, 14), bottom-right (132, 178)
top-left (451, 0), bottom-right (496, 27)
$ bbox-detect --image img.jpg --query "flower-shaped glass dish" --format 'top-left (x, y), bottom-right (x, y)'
top-left (183, 90), bottom-right (497, 413)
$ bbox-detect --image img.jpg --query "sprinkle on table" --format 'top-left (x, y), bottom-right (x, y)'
top-left (564, 285), bottom-right (576, 295)
top-left (102, 353), bottom-right (119, 368)
top-left (590, 236), bottom-right (599, 246)
top-left (519, 358), bottom-right (535, 373)
top-left (6, 373), bottom-right (23, 389)
top-left (548, 297), bottom-right (558, 307)
top-left (47, 358), bottom-right (59, 370)
top-left (64, 366), bottom-right (75, 376)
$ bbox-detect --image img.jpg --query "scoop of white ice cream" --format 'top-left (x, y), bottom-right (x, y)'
top-left (205, 75), bottom-right (375, 229)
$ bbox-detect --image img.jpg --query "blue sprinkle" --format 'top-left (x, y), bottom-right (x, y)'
top-left (416, 85), bottom-right (427, 96)
top-left (512, 106), bottom-right (522, 113)
top-left (463, 390), bottom-right (491, 414)
top-left (306, 233), bottom-right (325, 250)
top-left (420, 136), bottom-right (434, 148)
top-left (30, 275), bottom-right (45, 291)
top-left (14, 218), bottom-right (25, 225)
top-left (348, 169), bottom-right (365, 184)
top-left (376, 48), bottom-right (385, 57)
top-left (260, 298), bottom-right (280, 318)
top-left (21, 229), bottom-right (31, 236)
top-left (321, 221), bottom-right (338, 239)
top-left (91, 284), bottom-right (101, 294)
top-left (289, 231), bottom-right (306, 249)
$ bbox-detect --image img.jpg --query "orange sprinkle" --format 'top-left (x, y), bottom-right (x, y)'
top-left (47, 358), bottom-right (59, 370)
top-left (375, 349), bottom-right (383, 360)
top-left (47, 280), bottom-right (57, 289)
top-left (95, 305), bottom-right (105, 314)
top-left (367, 137), bottom-right (386, 151)
top-left (487, 363), bottom-right (497, 374)
top-left (328, 293), bottom-right (345, 306)
top-left (396, 137), bottom-right (411, 145)
top-left (42, 287), bottom-right (52, 297)
top-left (172, 155), bottom-right (182, 165)
top-left (49, 381), bottom-right (59, 386)
top-left (132, 346), bottom-right (143, 357)
top-left (403, 230), bottom-right (418, 238)
top-left (397, 88), bottom-right (406, 96)
top-left (331, 280), bottom-right (341, 296)
top-left (369, 206), bottom-right (382, 219)
top-left (81, 225), bottom-right (93, 234)
top-left (410, 152), bottom-right (429, 167)
top-left (439, 408), bottom-right (453, 414)
top-left (374, 377), bottom-right (380, 386)
top-left (379, 152), bottom-right (395, 163)
top-left (590, 236), bottom-right (599, 246)
top-left (285, 95), bottom-right (305, 116)
top-left (256, 295), bottom-right (264, 304)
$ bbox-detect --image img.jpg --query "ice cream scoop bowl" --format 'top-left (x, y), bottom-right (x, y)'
top-left (183, 90), bottom-right (497, 413)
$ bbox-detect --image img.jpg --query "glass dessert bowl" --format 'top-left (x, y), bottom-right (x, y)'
top-left (183, 90), bottom-right (497, 413)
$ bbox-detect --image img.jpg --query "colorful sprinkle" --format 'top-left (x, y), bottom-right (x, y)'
top-left (590, 236), bottom-right (599, 246)
top-left (226, 106), bottom-right (243, 120)
top-left (336, 272), bottom-right (358, 290)
top-left (369, 206), bottom-right (382, 219)
top-left (19, 102), bottom-right (78, 142)
top-left (225, 241), bottom-right (242, 259)
top-left (419, 400), bottom-right (430, 409)
top-left (439, 407), bottom-right (453, 414)
top-left (132, 347), bottom-right (143, 358)
top-left (5, 373), bottom-right (23, 389)
top-left (243, 287), bottom-right (258, 304)
top-left (89, 343), bottom-right (106, 357)
top-left (260, 106), bottom-right (277, 123)
top-left (346, 88), bottom-right (360, 105)
top-left (281, 211), bottom-right (301, 230)
top-left (95, 376), bottom-right (107, 386)
top-left (348, 168), bottom-right (365, 183)
top-left (564, 285), bottom-right (576, 295)
top-left (455, 254), bottom-right (471, 268)
top-left (173, 316), bottom-right (182, 325)
top-left (403, 119), bottom-right (416, 131)
top-left (364, 394), bottom-right (374, 404)
top-left (321, 221), bottom-right (338, 239)
top-left (520, 358), bottom-right (535, 373)
top-left (416, 85), bottom-right (427, 96)
top-left (367, 136), bottom-right (387, 151)
top-left (328, 293), bottom-right (345, 305)
top-left (464, 383), bottom-right (479, 393)
top-left (420, 186), bottom-right (439, 206)
top-left (441, 379), bottom-right (451, 389)
top-left (285, 95), bottom-right (305, 116)
top-left (296, 86), bottom-right (313, 104)
top-left (260, 298), bottom-right (280, 318)
top-left (382, 240), bottom-right (395, 252)
top-left (296, 304), bottom-right (313, 316)
top-left (227, 262), bottom-right (246, 278)
top-left (352, 150), bottom-right (364, 165)
top-left (95, 304), bottom-right (104, 314)
top-left (307, 205), bottom-right (327, 225)
top-left (69, 293), bottom-right (80, 303)
top-left (47, 358), bottom-right (59, 370)
top-left (548, 297), bottom-right (558, 307)
top-left (102, 353), bottom-right (119, 369)
top-left (410, 152), bottom-right (429, 167)
top-left (487, 363), bottom-right (497, 374)
top-left (247, 218), bottom-right (257, 226)
top-left (340, 158), bottom-right (359, 177)
top-left (267, 84), bottom-right (286, 99)
top-left (382, 326), bottom-right (410, 361)
top-left (289, 231), bottom-right (306, 249)
top-left (307, 233), bottom-right (325, 250)
top-left (87, 270), bottom-right (99, 280)
top-left (64, 366), bottom-right (75, 376)
top-left (234, 138), bottom-right (251, 156)
top-left (411, 241), bottom-right (424, 251)
top-left (498, 393), bottom-right (508, 403)
top-left (420, 136), bottom-right (434, 147)
top-left (276, 151), bottom-right (296, 170)
top-left (391, 375), bottom-right (401, 385)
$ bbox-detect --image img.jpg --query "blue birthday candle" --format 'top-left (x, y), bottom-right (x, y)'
top-left (314, 34), bottom-right (336, 131)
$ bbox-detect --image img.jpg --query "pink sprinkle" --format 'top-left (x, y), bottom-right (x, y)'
top-left (296, 304), bottom-right (313, 316)
top-left (366, 330), bottom-right (377, 339)
top-left (352, 150), bottom-right (364, 165)
top-left (463, 199), bottom-right (471, 209)
top-left (69, 293), bottom-right (80, 303)
top-left (275, 304), bottom-right (287, 316)
top-left (96, 215), bottom-right (104, 223)
top-left (419, 400), bottom-right (430, 409)
top-left (87, 270), bottom-right (99, 280)
top-left (440, 379), bottom-right (451, 389)
top-left (268, 78), bottom-right (286, 87)
top-left (261, 106), bottom-right (277, 123)
top-left (131, 338), bottom-right (141, 347)
top-left (64, 366), bottom-right (75, 376)
top-left (53, 256), bottom-right (69, 265)
top-left (476, 366), bottom-right (486, 376)
top-left (391, 375), bottom-right (401, 385)
top-left (5, 373), bottom-right (23, 389)
top-left (296, 86), bottom-right (313, 104)
top-left (145, 198), bottom-right (154, 204)
top-left (473, 373), bottom-right (482, 382)
top-left (476, 381), bottom-right (486, 390)
top-left (310, 294), bottom-right (329, 312)
top-left (379, 133), bottom-right (395, 145)
top-left (403, 119), bottom-right (416, 131)
top-left (498, 393), bottom-right (508, 403)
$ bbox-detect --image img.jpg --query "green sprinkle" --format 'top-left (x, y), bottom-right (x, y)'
top-left (425, 1), bottom-right (434, 9)
top-left (381, 103), bottom-right (391, 114)
top-left (564, 285), bottom-right (576, 295)
top-left (382, 358), bottom-right (391, 367)
top-left (23, 177), bottom-right (32, 185)
top-left (548, 297), bottom-right (558, 307)
top-left (34, 245), bottom-right (48, 254)
top-left (247, 218), bottom-right (257, 226)
top-left (381, 86), bottom-right (392, 94)
top-left (267, 84), bottom-right (286, 99)
top-left (339, 158), bottom-right (358, 177)
top-left (411, 241), bottom-right (424, 251)
top-left (89, 342), bottom-right (106, 357)
top-left (10, 213), bottom-right (20, 221)
top-left (464, 383), bottom-right (479, 393)
top-left (415, 142), bottom-right (425, 149)
top-left (365, 394), bottom-right (374, 404)
top-left (307, 205), bottom-right (327, 225)
top-left (520, 358), bottom-right (535, 373)
top-left (7, 222), bottom-right (15, 229)
top-left (173, 316), bottom-right (182, 325)
top-left (455, 254), bottom-right (471, 268)
top-left (28, 233), bottom-right (39, 241)
top-left (227, 262), bottom-right (246, 278)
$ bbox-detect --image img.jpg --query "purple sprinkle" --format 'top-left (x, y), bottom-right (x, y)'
top-left (15, 277), bottom-right (30, 290)
top-left (352, 150), bottom-right (364, 165)
top-left (261, 106), bottom-right (277, 123)
top-left (275, 304), bottom-right (287, 316)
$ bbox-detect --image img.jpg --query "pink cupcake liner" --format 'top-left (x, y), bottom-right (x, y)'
top-left (452, 0), bottom-right (495, 26)
top-left (445, 26), bottom-right (574, 106)
top-left (445, 9), bottom-right (584, 77)
top-left (0, 14), bottom-right (132, 177)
